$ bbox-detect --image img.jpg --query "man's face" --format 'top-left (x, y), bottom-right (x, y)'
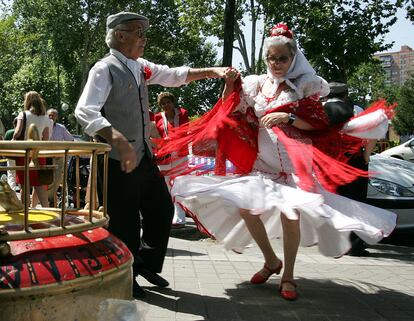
top-left (117, 21), bottom-right (147, 59)
top-left (48, 112), bottom-right (58, 123)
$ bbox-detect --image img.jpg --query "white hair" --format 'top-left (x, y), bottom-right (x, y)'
top-left (105, 23), bottom-right (128, 48)
top-left (105, 29), bottom-right (116, 48)
top-left (262, 35), bottom-right (298, 61)
top-left (105, 21), bottom-right (147, 48)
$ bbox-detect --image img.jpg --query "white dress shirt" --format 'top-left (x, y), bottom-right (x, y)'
top-left (76, 49), bottom-right (189, 136)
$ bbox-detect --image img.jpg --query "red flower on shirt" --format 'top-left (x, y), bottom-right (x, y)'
top-left (143, 66), bottom-right (152, 80)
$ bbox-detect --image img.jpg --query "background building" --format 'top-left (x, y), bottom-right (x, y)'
top-left (374, 45), bottom-right (414, 86)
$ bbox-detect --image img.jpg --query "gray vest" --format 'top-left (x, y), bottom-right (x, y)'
top-left (101, 55), bottom-right (152, 164)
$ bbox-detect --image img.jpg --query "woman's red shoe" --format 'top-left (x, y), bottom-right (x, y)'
top-left (250, 260), bottom-right (283, 284)
top-left (279, 280), bottom-right (297, 301)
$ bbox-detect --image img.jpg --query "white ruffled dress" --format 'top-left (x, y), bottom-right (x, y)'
top-left (171, 74), bottom-right (397, 257)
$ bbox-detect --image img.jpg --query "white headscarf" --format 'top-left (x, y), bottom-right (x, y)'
top-left (266, 48), bottom-right (316, 98)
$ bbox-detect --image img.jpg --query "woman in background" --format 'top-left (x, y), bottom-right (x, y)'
top-left (154, 92), bottom-right (189, 228)
top-left (13, 91), bottom-right (51, 207)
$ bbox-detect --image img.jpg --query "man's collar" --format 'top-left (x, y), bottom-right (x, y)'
top-left (110, 48), bottom-right (140, 64)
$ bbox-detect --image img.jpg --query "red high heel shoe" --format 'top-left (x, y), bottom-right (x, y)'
top-left (250, 260), bottom-right (283, 284)
top-left (279, 280), bottom-right (297, 301)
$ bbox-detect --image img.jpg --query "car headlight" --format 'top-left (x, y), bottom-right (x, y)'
top-left (369, 178), bottom-right (414, 197)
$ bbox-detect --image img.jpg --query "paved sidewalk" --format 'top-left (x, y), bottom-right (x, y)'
top-left (136, 222), bottom-right (414, 321)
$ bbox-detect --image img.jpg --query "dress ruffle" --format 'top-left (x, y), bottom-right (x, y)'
top-left (172, 174), bottom-right (396, 257)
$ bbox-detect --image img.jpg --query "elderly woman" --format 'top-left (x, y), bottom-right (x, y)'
top-left (154, 92), bottom-right (189, 228)
top-left (159, 23), bottom-right (396, 301)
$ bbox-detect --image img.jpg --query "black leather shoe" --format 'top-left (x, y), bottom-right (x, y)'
top-left (132, 281), bottom-right (146, 299)
top-left (138, 268), bottom-right (169, 287)
top-left (347, 248), bottom-right (370, 257)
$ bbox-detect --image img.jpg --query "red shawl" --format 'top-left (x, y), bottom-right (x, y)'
top-left (155, 79), bottom-right (394, 192)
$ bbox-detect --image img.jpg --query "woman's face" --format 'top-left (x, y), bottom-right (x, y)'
top-left (266, 45), bottom-right (294, 79)
top-left (159, 98), bottom-right (175, 113)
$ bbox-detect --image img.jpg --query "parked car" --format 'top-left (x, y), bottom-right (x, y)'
top-left (367, 154), bottom-right (414, 231)
top-left (380, 138), bottom-right (414, 162)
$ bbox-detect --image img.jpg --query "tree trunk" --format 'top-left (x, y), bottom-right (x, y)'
top-left (250, 0), bottom-right (256, 73)
top-left (222, 0), bottom-right (236, 66)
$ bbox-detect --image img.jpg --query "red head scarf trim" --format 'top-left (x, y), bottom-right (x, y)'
top-left (270, 23), bottom-right (293, 39)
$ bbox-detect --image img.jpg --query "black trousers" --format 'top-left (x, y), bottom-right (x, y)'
top-left (337, 153), bottom-right (368, 202)
top-left (337, 152), bottom-right (369, 250)
top-left (98, 155), bottom-right (174, 275)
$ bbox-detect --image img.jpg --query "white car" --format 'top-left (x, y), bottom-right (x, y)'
top-left (368, 154), bottom-right (414, 230)
top-left (380, 138), bottom-right (414, 162)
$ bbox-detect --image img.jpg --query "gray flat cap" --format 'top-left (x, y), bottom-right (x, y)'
top-left (328, 82), bottom-right (348, 94)
top-left (106, 12), bottom-right (149, 30)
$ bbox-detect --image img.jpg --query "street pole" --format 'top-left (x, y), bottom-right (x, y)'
top-left (57, 63), bottom-right (61, 115)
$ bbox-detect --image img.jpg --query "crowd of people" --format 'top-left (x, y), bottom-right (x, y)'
top-left (1, 11), bottom-right (398, 304)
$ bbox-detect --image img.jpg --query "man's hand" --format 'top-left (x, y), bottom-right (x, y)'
top-left (97, 127), bottom-right (137, 173)
top-left (221, 67), bottom-right (240, 100)
top-left (113, 137), bottom-right (137, 173)
top-left (363, 139), bottom-right (377, 165)
top-left (223, 67), bottom-right (240, 84)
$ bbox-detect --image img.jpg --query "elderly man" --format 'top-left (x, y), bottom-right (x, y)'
top-left (75, 11), bottom-right (230, 298)
top-left (47, 108), bottom-right (74, 205)
top-left (48, 108), bottom-right (74, 141)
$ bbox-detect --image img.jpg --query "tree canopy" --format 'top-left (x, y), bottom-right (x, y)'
top-left (177, 0), bottom-right (402, 80)
top-left (393, 75), bottom-right (414, 135)
top-left (270, 0), bottom-right (400, 81)
top-left (0, 0), bottom-right (221, 132)
top-left (0, 0), bottom-right (412, 135)
top-left (346, 60), bottom-right (389, 107)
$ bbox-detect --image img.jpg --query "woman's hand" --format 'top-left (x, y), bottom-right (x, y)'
top-left (223, 67), bottom-right (239, 84)
top-left (186, 66), bottom-right (239, 82)
top-left (260, 112), bottom-right (290, 128)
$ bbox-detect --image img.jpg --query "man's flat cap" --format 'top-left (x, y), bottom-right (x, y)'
top-left (328, 82), bottom-right (348, 94)
top-left (106, 12), bottom-right (149, 30)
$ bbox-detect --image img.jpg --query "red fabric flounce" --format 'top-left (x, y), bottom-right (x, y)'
top-left (154, 80), bottom-right (395, 192)
top-left (154, 79), bottom-right (258, 175)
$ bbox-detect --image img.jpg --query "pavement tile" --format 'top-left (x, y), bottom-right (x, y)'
top-left (134, 223), bottom-right (414, 321)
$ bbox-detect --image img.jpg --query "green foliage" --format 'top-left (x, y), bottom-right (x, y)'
top-left (178, 0), bottom-right (401, 80)
top-left (2, 56), bottom-right (59, 117)
top-left (0, 0), bottom-right (408, 132)
top-left (398, 0), bottom-right (414, 21)
top-left (177, 0), bottom-right (262, 73)
top-left (0, 14), bottom-right (40, 127)
top-left (134, 0), bottom-right (222, 114)
top-left (176, 0), bottom-right (225, 39)
top-left (347, 60), bottom-right (388, 107)
top-left (263, 0), bottom-right (401, 81)
top-left (371, 83), bottom-right (400, 104)
top-left (392, 75), bottom-right (414, 135)
top-left (0, 0), bottom-right (222, 132)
